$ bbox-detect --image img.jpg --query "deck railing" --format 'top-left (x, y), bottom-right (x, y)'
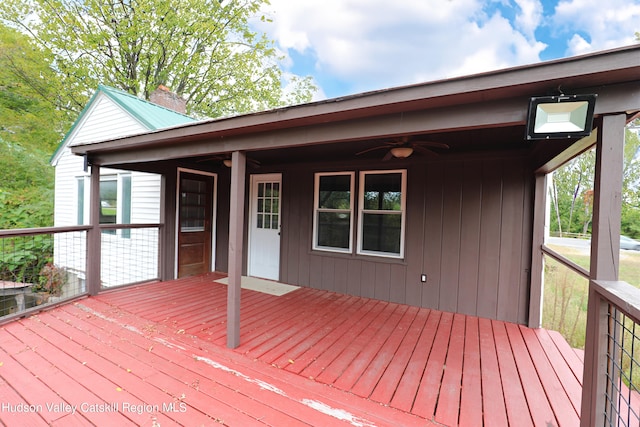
top-left (0, 226), bottom-right (90, 321)
top-left (0, 224), bottom-right (161, 321)
top-left (583, 280), bottom-right (640, 426)
top-left (98, 224), bottom-right (161, 289)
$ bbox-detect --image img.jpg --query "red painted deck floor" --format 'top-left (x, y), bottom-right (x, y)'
top-left (0, 273), bottom-right (583, 426)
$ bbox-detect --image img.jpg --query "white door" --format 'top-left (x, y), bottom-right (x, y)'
top-left (248, 174), bottom-right (281, 280)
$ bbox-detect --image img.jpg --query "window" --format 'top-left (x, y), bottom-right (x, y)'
top-left (77, 173), bottom-right (132, 236)
top-left (312, 170), bottom-right (406, 258)
top-left (99, 176), bottom-right (118, 226)
top-left (313, 173), bottom-right (354, 252)
top-left (256, 181), bottom-right (280, 230)
top-left (358, 170), bottom-right (406, 258)
top-left (180, 177), bottom-right (207, 232)
top-left (76, 177), bottom-right (85, 225)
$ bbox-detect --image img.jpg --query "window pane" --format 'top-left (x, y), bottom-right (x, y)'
top-left (319, 175), bottom-right (351, 209)
top-left (317, 212), bottom-right (351, 249)
top-left (361, 213), bottom-right (401, 254)
top-left (180, 177), bottom-right (206, 232)
top-left (121, 175), bottom-right (132, 238)
top-left (99, 179), bottom-right (117, 225)
top-left (364, 173), bottom-right (402, 211)
top-left (77, 178), bottom-right (84, 225)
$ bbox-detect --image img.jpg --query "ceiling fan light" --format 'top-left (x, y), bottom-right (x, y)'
top-left (390, 147), bottom-right (413, 158)
top-left (223, 159), bottom-right (233, 167)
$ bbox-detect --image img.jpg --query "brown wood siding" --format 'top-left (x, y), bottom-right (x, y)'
top-left (216, 154), bottom-right (534, 325)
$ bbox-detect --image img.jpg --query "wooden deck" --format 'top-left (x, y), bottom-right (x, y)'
top-left (0, 273), bottom-right (583, 426)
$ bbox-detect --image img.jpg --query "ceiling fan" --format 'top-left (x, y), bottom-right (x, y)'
top-left (356, 137), bottom-right (449, 160)
top-left (197, 154), bottom-right (261, 168)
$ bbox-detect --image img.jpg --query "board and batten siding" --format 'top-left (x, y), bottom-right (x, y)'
top-left (279, 155), bottom-right (532, 324)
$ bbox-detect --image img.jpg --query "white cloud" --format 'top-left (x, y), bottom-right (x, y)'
top-left (553, 0), bottom-right (640, 55)
top-left (257, 0), bottom-right (639, 99)
top-left (513, 0), bottom-right (544, 39)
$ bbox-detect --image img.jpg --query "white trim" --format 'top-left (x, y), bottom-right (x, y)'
top-left (248, 173), bottom-right (282, 280)
top-left (312, 172), bottom-right (355, 254)
top-left (175, 168), bottom-right (218, 278)
top-left (357, 169), bottom-right (406, 259)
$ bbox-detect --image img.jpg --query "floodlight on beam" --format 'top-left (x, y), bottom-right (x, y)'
top-left (526, 94), bottom-right (597, 140)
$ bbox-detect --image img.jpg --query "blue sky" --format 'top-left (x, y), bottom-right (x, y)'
top-left (255, 0), bottom-right (640, 100)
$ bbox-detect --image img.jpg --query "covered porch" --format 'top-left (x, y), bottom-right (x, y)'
top-left (62, 45), bottom-right (640, 425)
top-left (0, 273), bottom-right (582, 426)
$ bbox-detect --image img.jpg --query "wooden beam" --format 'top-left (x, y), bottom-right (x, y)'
top-left (227, 151), bottom-right (246, 348)
top-left (580, 114), bottom-right (625, 427)
top-left (535, 130), bottom-right (597, 174)
top-left (86, 164), bottom-right (101, 295)
top-left (160, 172), bottom-right (177, 281)
top-left (528, 173), bottom-right (547, 327)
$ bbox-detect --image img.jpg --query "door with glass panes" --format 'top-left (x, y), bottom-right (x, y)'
top-left (248, 174), bottom-right (281, 280)
top-left (177, 171), bottom-right (214, 278)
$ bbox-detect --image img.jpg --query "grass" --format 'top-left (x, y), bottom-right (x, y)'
top-left (543, 245), bottom-right (640, 391)
top-left (543, 244), bottom-right (640, 349)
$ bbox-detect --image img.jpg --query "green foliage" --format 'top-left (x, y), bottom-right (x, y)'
top-left (0, 0), bottom-right (315, 117)
top-left (0, 24), bottom-right (63, 230)
top-left (0, 234), bottom-right (53, 285)
top-left (549, 126), bottom-right (640, 239)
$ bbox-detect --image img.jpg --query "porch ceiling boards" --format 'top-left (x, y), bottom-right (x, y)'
top-left (0, 274), bottom-right (582, 426)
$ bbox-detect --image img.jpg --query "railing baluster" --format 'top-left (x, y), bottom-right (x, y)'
top-left (586, 280), bottom-right (640, 427)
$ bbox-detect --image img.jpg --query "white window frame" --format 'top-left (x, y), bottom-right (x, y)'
top-left (357, 169), bottom-right (406, 259)
top-left (77, 173), bottom-right (132, 236)
top-left (312, 172), bottom-right (355, 253)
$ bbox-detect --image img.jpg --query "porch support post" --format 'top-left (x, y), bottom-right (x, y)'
top-left (528, 173), bottom-right (547, 328)
top-left (86, 164), bottom-right (101, 295)
top-left (227, 151), bottom-right (246, 348)
top-left (158, 172), bottom-right (177, 281)
top-left (580, 114), bottom-right (625, 426)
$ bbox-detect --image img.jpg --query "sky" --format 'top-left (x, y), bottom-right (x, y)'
top-left (253, 0), bottom-right (640, 101)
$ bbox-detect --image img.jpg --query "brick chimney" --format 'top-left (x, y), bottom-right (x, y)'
top-left (149, 85), bottom-right (187, 114)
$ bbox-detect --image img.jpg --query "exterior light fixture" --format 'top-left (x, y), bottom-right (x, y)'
top-left (223, 159), bottom-right (232, 167)
top-left (390, 146), bottom-right (414, 158)
top-left (526, 94), bottom-right (597, 140)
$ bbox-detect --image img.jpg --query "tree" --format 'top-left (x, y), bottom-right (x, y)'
top-left (549, 125), bottom-right (640, 238)
top-left (549, 149), bottom-right (595, 236)
top-left (0, 24), bottom-right (70, 229)
top-left (0, 0), bottom-right (315, 117)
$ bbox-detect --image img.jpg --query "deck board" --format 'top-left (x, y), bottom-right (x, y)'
top-left (478, 318), bottom-right (509, 427)
top-left (0, 273), bottom-right (584, 426)
top-left (493, 320), bottom-right (534, 426)
top-left (505, 322), bottom-right (557, 426)
top-left (459, 316), bottom-right (483, 427)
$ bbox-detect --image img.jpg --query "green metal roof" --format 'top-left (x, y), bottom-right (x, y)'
top-left (98, 84), bottom-right (195, 130)
top-left (50, 85), bottom-right (196, 164)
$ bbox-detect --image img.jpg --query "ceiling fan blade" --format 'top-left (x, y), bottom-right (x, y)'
top-left (356, 145), bottom-right (391, 155)
top-left (413, 145), bottom-right (439, 157)
top-left (412, 140), bottom-right (450, 149)
top-left (382, 150), bottom-right (394, 161)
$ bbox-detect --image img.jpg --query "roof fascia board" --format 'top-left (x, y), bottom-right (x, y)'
top-left (72, 79), bottom-right (640, 165)
top-left (76, 97), bottom-right (526, 165)
top-left (72, 45), bottom-right (640, 162)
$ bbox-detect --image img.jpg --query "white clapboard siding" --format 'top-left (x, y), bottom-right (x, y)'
top-left (54, 91), bottom-right (162, 287)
